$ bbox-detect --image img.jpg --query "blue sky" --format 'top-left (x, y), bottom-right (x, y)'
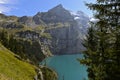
top-left (0, 0), bottom-right (96, 16)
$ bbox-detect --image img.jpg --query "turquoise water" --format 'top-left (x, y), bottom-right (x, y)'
top-left (40, 54), bottom-right (88, 80)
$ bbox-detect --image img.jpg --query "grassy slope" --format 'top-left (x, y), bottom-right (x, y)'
top-left (0, 43), bottom-right (36, 80)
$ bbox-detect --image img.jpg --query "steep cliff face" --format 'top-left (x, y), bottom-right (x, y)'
top-left (46, 25), bottom-right (83, 54)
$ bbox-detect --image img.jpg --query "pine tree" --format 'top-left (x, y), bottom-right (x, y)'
top-left (0, 29), bottom-right (9, 47)
top-left (80, 0), bottom-right (120, 80)
top-left (80, 22), bottom-right (98, 80)
top-left (81, 21), bottom-right (110, 79)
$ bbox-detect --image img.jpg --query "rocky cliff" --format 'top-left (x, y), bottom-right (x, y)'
top-left (45, 25), bottom-right (83, 54)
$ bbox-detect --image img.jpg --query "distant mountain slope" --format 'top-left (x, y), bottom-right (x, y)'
top-left (70, 11), bottom-right (89, 34)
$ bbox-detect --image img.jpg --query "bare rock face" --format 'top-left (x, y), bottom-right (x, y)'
top-left (18, 16), bottom-right (37, 27)
top-left (45, 25), bottom-right (83, 55)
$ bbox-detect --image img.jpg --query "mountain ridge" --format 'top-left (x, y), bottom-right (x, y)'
top-left (0, 4), bottom-right (89, 55)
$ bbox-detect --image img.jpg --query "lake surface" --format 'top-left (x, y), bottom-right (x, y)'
top-left (40, 54), bottom-right (88, 80)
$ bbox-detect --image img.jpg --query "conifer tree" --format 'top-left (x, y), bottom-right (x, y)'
top-left (0, 29), bottom-right (9, 47)
top-left (80, 0), bottom-right (120, 80)
top-left (80, 22), bottom-right (98, 80)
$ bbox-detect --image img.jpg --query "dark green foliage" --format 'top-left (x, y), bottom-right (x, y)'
top-left (80, 0), bottom-right (120, 80)
top-left (0, 29), bottom-right (45, 65)
top-left (0, 29), bottom-right (9, 47)
top-left (23, 40), bottom-right (45, 64)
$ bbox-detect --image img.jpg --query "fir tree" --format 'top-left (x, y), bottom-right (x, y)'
top-left (80, 0), bottom-right (120, 80)
top-left (81, 22), bottom-right (98, 80)
top-left (0, 29), bottom-right (9, 47)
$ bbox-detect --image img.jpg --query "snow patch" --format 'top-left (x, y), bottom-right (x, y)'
top-left (70, 11), bottom-right (78, 16)
top-left (74, 17), bottom-right (80, 20)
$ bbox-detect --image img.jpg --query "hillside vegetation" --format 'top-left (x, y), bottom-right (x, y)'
top-left (0, 14), bottom-right (57, 80)
top-left (0, 43), bottom-right (36, 80)
top-left (0, 43), bottom-right (57, 80)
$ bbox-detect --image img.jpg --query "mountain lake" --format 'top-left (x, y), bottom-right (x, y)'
top-left (40, 54), bottom-right (88, 80)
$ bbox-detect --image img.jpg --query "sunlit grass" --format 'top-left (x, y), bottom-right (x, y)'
top-left (0, 44), bottom-right (36, 80)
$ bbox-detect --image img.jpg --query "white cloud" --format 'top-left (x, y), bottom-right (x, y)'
top-left (0, 0), bottom-right (18, 13)
top-left (0, 0), bottom-right (10, 4)
top-left (90, 18), bottom-right (99, 23)
top-left (0, 0), bottom-right (5, 4)
top-left (0, 0), bottom-right (18, 4)
top-left (0, 5), bottom-right (11, 13)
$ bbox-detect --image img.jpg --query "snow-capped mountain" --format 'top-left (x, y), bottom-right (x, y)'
top-left (70, 11), bottom-right (90, 34)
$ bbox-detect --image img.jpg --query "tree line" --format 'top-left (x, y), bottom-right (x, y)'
top-left (0, 29), bottom-right (45, 65)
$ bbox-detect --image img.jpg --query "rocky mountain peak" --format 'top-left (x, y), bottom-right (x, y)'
top-left (48, 4), bottom-right (70, 16)
top-left (53, 4), bottom-right (63, 9)
top-left (33, 4), bottom-right (74, 23)
top-left (48, 4), bottom-right (64, 12)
